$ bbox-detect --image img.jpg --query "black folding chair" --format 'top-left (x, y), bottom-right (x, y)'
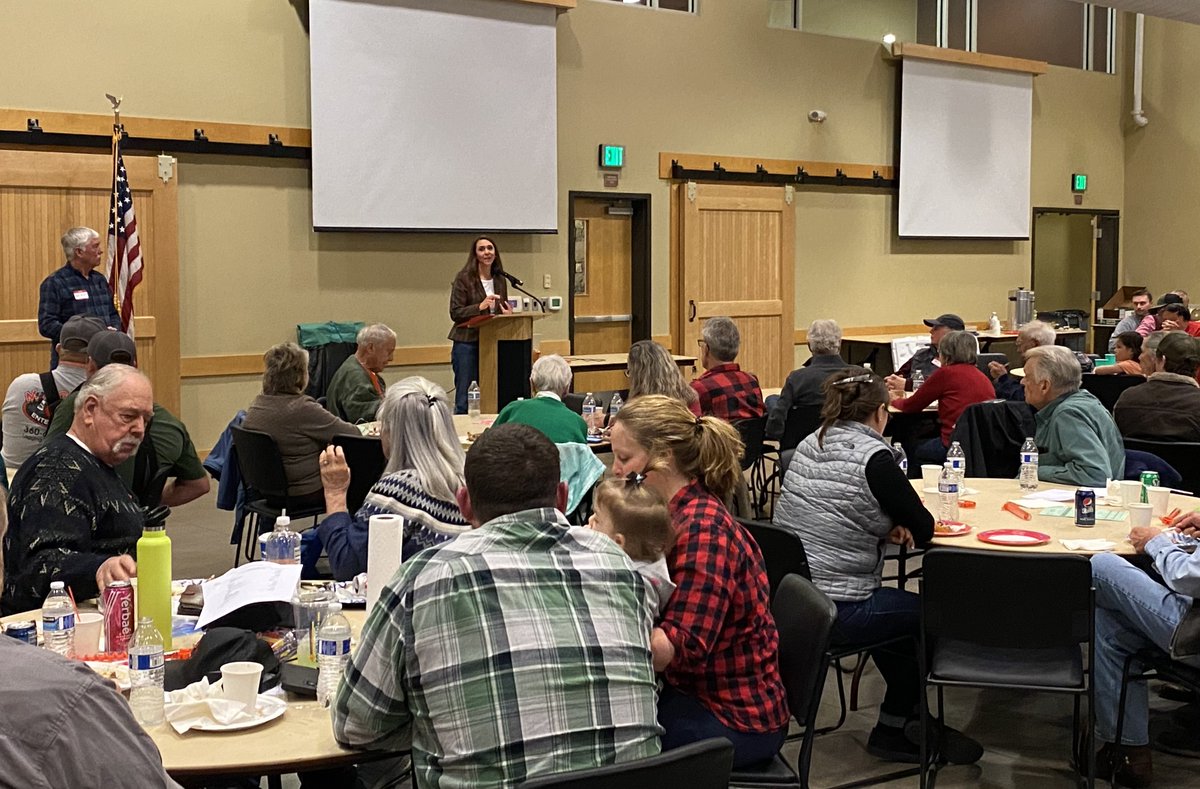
top-left (1123, 437), bottom-right (1200, 495)
top-left (1081, 373), bottom-right (1146, 413)
top-left (229, 426), bottom-right (326, 566)
top-left (521, 737), bottom-right (733, 789)
top-left (332, 433), bottom-right (388, 514)
top-left (1114, 646), bottom-right (1200, 763)
top-left (779, 405), bottom-right (822, 452)
top-left (918, 549), bottom-right (1095, 788)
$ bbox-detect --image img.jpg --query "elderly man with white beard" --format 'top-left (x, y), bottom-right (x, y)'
top-left (2, 364), bottom-right (153, 614)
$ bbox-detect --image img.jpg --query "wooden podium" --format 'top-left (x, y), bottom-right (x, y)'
top-left (470, 313), bottom-right (548, 413)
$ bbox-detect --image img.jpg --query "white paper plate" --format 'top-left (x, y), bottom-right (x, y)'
top-left (86, 661), bottom-right (130, 691)
top-left (190, 694), bottom-right (288, 732)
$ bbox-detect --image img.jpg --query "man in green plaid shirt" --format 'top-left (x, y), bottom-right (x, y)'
top-left (333, 424), bottom-right (662, 788)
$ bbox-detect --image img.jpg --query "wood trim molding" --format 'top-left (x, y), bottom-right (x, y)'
top-left (890, 42), bottom-right (1047, 76)
top-left (659, 152), bottom-right (895, 181)
top-left (512, 0), bottom-right (575, 8)
top-left (1, 109), bottom-right (311, 148)
top-left (0, 316), bottom-right (157, 344)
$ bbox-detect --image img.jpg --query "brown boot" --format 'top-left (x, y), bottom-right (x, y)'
top-left (1096, 741), bottom-right (1153, 788)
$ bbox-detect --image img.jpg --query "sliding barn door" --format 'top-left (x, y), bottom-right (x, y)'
top-left (677, 183), bottom-right (794, 388)
top-left (0, 149), bottom-right (180, 412)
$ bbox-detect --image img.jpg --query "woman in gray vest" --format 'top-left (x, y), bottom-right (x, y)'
top-left (775, 366), bottom-right (983, 766)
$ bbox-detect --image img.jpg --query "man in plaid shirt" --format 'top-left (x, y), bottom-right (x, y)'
top-left (37, 227), bottom-right (121, 368)
top-left (690, 316), bottom-right (765, 421)
top-left (333, 424), bottom-right (661, 788)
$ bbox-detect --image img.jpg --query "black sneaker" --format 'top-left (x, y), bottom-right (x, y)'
top-left (904, 719), bottom-right (984, 765)
top-left (867, 724), bottom-right (922, 764)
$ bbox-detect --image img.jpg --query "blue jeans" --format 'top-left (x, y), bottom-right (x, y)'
top-left (833, 587), bottom-right (921, 725)
top-left (451, 340), bottom-right (479, 415)
top-left (915, 437), bottom-right (948, 467)
top-left (658, 683), bottom-right (788, 768)
top-left (1091, 552), bottom-right (1199, 746)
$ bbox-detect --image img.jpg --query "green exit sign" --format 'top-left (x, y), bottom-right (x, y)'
top-left (1072, 173), bottom-right (1088, 192)
top-left (599, 144), bottom-right (625, 169)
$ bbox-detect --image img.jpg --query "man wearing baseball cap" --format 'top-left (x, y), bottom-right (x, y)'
top-left (886, 313), bottom-right (966, 393)
top-left (44, 330), bottom-right (210, 508)
top-left (2, 315), bottom-right (106, 470)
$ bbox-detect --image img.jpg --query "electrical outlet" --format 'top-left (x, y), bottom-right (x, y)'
top-left (543, 274), bottom-right (552, 289)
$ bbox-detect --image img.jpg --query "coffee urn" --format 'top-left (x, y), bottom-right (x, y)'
top-left (1008, 288), bottom-right (1035, 330)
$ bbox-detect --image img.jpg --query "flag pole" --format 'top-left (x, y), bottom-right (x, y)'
top-left (106, 94), bottom-right (122, 322)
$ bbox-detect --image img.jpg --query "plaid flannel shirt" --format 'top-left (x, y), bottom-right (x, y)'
top-left (37, 264), bottom-right (121, 344)
top-left (690, 363), bottom-right (765, 421)
top-left (659, 482), bottom-right (789, 734)
top-left (333, 507), bottom-right (661, 789)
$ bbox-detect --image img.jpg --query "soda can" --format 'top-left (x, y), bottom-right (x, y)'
top-left (1075, 488), bottom-right (1096, 527)
top-left (4, 621), bottom-right (37, 645)
top-left (1140, 471), bottom-right (1160, 504)
top-left (103, 580), bottom-right (135, 653)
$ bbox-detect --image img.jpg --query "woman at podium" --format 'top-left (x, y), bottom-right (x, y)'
top-left (447, 236), bottom-right (511, 413)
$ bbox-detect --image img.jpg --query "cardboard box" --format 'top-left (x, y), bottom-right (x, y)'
top-left (1099, 285), bottom-right (1148, 320)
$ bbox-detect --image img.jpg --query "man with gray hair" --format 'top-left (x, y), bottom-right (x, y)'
top-left (2, 364), bottom-right (151, 615)
top-left (987, 319), bottom-right (1056, 401)
top-left (690, 316), bottom-right (765, 421)
top-left (493, 354), bottom-right (587, 443)
top-left (37, 227), bottom-right (121, 368)
top-left (1021, 345), bottom-right (1125, 488)
top-left (767, 319), bottom-right (848, 443)
top-left (326, 323), bottom-right (398, 423)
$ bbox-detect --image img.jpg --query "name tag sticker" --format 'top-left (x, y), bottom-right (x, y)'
top-left (72, 289), bottom-right (89, 301)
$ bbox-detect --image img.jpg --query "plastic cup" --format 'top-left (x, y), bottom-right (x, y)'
top-left (1147, 486), bottom-right (1171, 518)
top-left (1128, 503), bottom-right (1153, 528)
top-left (921, 465), bottom-right (940, 490)
top-left (75, 612), bottom-right (104, 654)
top-left (217, 661), bottom-right (263, 711)
top-left (1120, 480), bottom-right (1143, 505)
top-left (292, 587), bottom-right (335, 667)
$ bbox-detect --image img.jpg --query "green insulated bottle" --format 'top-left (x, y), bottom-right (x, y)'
top-left (136, 520), bottom-right (173, 650)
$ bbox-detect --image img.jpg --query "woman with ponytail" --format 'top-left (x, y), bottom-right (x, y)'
top-left (775, 366), bottom-right (982, 765)
top-left (609, 395), bottom-right (788, 767)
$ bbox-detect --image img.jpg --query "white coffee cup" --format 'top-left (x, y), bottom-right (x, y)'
top-left (1146, 486), bottom-right (1171, 518)
top-left (1120, 480), bottom-right (1143, 505)
top-left (75, 612), bottom-right (104, 654)
top-left (1128, 503), bottom-right (1154, 528)
top-left (921, 464), bottom-right (940, 490)
top-left (216, 661), bottom-right (263, 711)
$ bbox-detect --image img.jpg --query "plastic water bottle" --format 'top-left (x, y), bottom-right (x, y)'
top-left (467, 381), bottom-right (481, 419)
top-left (893, 442), bottom-right (908, 476)
top-left (938, 462), bottom-right (960, 524)
top-left (265, 510), bottom-right (301, 564)
top-left (316, 603), bottom-right (352, 707)
top-left (606, 392), bottom-right (623, 428)
top-left (41, 581), bottom-right (76, 657)
top-left (128, 616), bottom-right (165, 726)
top-left (582, 392), bottom-right (601, 442)
top-left (1019, 437), bottom-right (1039, 491)
top-left (911, 368), bottom-right (925, 391)
top-left (946, 441), bottom-right (966, 483)
top-left (988, 311), bottom-right (1002, 333)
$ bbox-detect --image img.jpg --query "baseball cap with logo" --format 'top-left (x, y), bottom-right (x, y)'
top-left (87, 329), bottom-right (137, 368)
top-left (922, 313), bottom-right (966, 331)
top-left (59, 315), bottom-right (107, 354)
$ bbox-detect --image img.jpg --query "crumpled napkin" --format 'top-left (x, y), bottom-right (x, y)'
top-left (164, 677), bottom-right (261, 734)
top-left (1059, 538), bottom-right (1117, 552)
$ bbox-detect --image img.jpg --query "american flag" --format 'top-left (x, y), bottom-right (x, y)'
top-left (107, 146), bottom-right (143, 335)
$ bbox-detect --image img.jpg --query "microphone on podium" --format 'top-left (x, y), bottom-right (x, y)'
top-left (498, 270), bottom-right (524, 287)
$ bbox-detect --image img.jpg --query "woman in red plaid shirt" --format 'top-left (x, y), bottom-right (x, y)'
top-left (610, 395), bottom-right (789, 767)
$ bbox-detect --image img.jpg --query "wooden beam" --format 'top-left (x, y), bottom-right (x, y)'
top-left (0, 316), bottom-right (156, 343)
top-left (511, 0), bottom-right (575, 8)
top-left (1, 109), bottom-right (311, 148)
top-left (891, 42), bottom-right (1047, 76)
top-left (659, 152), bottom-right (894, 181)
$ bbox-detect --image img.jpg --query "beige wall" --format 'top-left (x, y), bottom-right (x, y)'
top-left (1123, 15), bottom-right (1200, 296)
top-left (0, 0), bottom-right (1127, 448)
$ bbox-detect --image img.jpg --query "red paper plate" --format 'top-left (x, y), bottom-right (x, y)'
top-left (933, 522), bottom-right (972, 537)
top-left (976, 529), bottom-right (1051, 547)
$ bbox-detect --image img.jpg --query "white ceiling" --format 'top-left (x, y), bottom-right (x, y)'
top-left (1063, 0), bottom-right (1200, 25)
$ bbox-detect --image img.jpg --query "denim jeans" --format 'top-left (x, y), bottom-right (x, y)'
top-left (833, 587), bottom-right (921, 724)
top-left (450, 340), bottom-right (479, 415)
top-left (915, 437), bottom-right (949, 467)
top-left (658, 683), bottom-right (788, 768)
top-left (1091, 552), bottom-right (1199, 746)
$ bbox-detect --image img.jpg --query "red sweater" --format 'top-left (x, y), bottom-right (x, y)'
top-left (891, 362), bottom-right (996, 446)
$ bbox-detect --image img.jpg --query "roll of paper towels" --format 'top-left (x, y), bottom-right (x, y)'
top-left (366, 514), bottom-right (404, 612)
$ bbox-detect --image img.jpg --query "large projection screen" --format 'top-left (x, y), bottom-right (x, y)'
top-left (898, 58), bottom-right (1033, 238)
top-left (310, 0), bottom-right (558, 232)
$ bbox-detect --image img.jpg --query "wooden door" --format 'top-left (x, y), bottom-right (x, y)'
top-left (0, 149), bottom-right (180, 412)
top-left (571, 198), bottom-right (632, 393)
top-left (676, 183), bottom-right (794, 388)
